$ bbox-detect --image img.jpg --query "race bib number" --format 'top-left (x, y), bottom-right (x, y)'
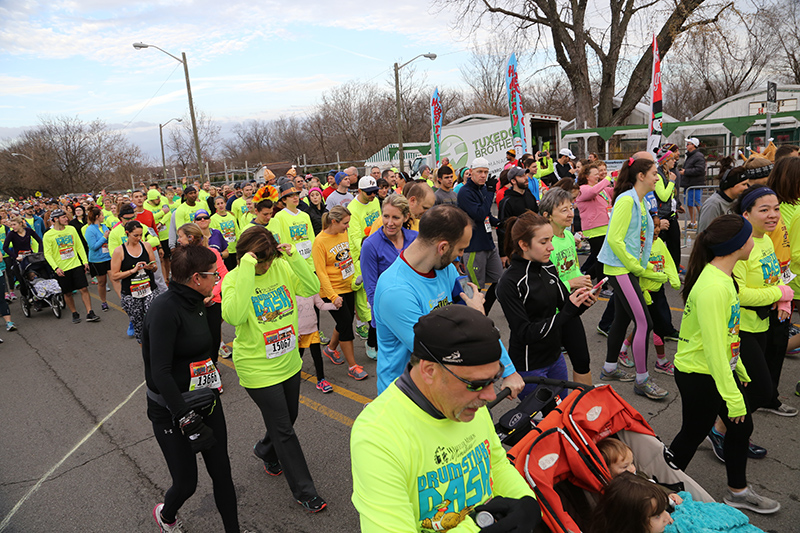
top-left (189, 359), bottom-right (221, 391)
top-left (781, 268), bottom-right (796, 285)
top-left (147, 227), bottom-right (158, 238)
top-left (101, 244), bottom-right (109, 256)
top-left (730, 342), bottom-right (740, 372)
top-left (484, 216), bottom-right (492, 233)
top-left (340, 258), bottom-right (354, 279)
top-left (264, 325), bottom-right (296, 359)
top-left (130, 271), bottom-right (152, 299)
top-left (59, 246), bottom-right (75, 261)
top-left (295, 240), bottom-right (312, 259)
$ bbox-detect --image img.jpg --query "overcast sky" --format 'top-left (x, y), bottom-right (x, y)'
top-left (0, 0), bottom-right (511, 160)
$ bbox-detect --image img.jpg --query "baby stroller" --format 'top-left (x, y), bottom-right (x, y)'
top-left (17, 252), bottom-right (65, 319)
top-left (489, 378), bottom-right (713, 533)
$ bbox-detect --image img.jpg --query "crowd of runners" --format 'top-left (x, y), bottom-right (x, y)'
top-left (3, 142), bottom-right (799, 532)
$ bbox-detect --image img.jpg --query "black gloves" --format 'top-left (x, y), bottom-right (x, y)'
top-left (178, 410), bottom-right (216, 453)
top-left (474, 496), bottom-right (542, 533)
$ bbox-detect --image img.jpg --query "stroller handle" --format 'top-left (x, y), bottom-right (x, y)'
top-left (487, 376), bottom-right (592, 410)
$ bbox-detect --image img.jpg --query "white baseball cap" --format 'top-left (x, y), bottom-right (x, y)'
top-left (471, 157), bottom-right (490, 170)
top-left (686, 137), bottom-right (700, 147)
top-left (358, 176), bottom-right (379, 194)
top-left (559, 148), bottom-right (576, 159)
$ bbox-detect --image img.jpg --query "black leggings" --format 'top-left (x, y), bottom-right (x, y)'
top-left (739, 313), bottom-right (788, 411)
top-left (581, 235), bottom-right (605, 282)
top-left (660, 216), bottom-right (681, 269)
top-left (562, 315), bottom-right (591, 374)
top-left (324, 291), bottom-right (355, 342)
top-left (606, 273), bottom-right (653, 375)
top-left (299, 344), bottom-right (325, 380)
top-left (150, 399), bottom-right (239, 532)
top-left (669, 369), bottom-right (753, 489)
top-left (247, 372), bottom-right (318, 501)
top-left (205, 302), bottom-right (222, 364)
top-left (367, 324), bottom-right (377, 349)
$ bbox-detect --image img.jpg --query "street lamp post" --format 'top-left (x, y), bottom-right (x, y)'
top-left (11, 152), bottom-right (33, 161)
top-left (133, 42), bottom-right (205, 181)
top-left (393, 53), bottom-right (436, 172)
top-left (159, 118), bottom-right (183, 180)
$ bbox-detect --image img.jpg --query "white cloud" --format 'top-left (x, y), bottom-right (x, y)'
top-left (0, 75), bottom-right (78, 95)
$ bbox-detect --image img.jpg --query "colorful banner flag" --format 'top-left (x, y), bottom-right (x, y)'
top-left (647, 34), bottom-right (663, 157)
top-left (430, 87), bottom-right (443, 167)
top-left (505, 53), bottom-right (528, 156)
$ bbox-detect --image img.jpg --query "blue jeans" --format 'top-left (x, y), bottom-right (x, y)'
top-left (518, 353), bottom-right (568, 401)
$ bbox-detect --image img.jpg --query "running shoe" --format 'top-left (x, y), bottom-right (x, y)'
top-left (348, 364), bottom-right (368, 380)
top-left (86, 311), bottom-right (100, 322)
top-left (355, 324), bottom-right (369, 340)
top-left (5, 321), bottom-right (16, 332)
top-left (4, 294), bottom-right (10, 302)
top-left (723, 486), bottom-right (781, 514)
top-left (678, 265), bottom-right (686, 275)
top-left (72, 312), bottom-right (81, 324)
top-left (7, 291), bottom-right (16, 301)
top-left (127, 322), bottom-right (135, 337)
top-left (91, 276), bottom-right (98, 285)
top-left (319, 330), bottom-right (330, 345)
top-left (617, 349), bottom-right (634, 368)
top-left (759, 403), bottom-right (798, 417)
top-left (789, 324), bottom-right (800, 337)
top-left (316, 379), bottom-right (333, 393)
top-left (153, 503), bottom-right (186, 533)
top-left (633, 377), bottom-right (669, 399)
top-left (219, 342), bottom-right (233, 359)
top-left (253, 445), bottom-right (283, 476)
top-left (787, 345), bottom-right (800, 356)
top-left (596, 326), bottom-right (609, 337)
top-left (297, 496), bottom-right (327, 513)
top-left (706, 427), bottom-right (767, 461)
top-left (654, 359), bottom-right (675, 376)
top-left (101, 302), bottom-right (109, 312)
top-left (323, 345), bottom-right (344, 365)
top-left (365, 341), bottom-right (378, 360)
top-left (663, 330), bottom-right (681, 342)
top-left (600, 367), bottom-right (634, 382)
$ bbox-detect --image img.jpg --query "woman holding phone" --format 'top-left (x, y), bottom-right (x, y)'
top-left (110, 220), bottom-right (158, 342)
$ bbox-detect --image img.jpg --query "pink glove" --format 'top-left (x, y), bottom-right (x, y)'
top-left (777, 299), bottom-right (792, 316)
top-left (778, 285), bottom-right (794, 302)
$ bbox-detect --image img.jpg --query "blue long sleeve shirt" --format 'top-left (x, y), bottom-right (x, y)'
top-left (374, 254), bottom-right (516, 394)
top-left (85, 223), bottom-right (112, 263)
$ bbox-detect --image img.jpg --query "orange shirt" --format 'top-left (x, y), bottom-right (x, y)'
top-left (311, 231), bottom-right (354, 300)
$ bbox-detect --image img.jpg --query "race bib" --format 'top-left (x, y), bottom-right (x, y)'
top-left (340, 258), bottom-right (354, 279)
top-left (189, 359), bottom-right (221, 391)
top-left (130, 271), bottom-right (152, 299)
top-left (730, 342), bottom-right (740, 371)
top-left (222, 226), bottom-right (236, 243)
top-left (59, 246), bottom-right (75, 261)
top-left (101, 244), bottom-right (109, 256)
top-left (264, 325), bottom-right (297, 359)
top-left (295, 240), bottom-right (312, 259)
top-left (147, 226), bottom-right (158, 238)
top-left (781, 268), bottom-right (796, 285)
top-left (484, 216), bottom-right (491, 233)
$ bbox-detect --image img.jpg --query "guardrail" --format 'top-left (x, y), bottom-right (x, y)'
top-left (679, 185), bottom-right (719, 248)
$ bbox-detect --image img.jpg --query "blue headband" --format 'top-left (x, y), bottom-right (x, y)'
top-left (709, 217), bottom-right (752, 257)
top-left (740, 186), bottom-right (776, 213)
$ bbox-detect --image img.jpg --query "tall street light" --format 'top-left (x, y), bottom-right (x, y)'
top-left (133, 42), bottom-right (205, 181)
top-left (159, 118), bottom-right (183, 180)
top-left (11, 152), bottom-right (34, 161)
top-left (394, 53), bottom-right (436, 172)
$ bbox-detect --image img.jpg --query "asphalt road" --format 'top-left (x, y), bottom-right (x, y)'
top-left (1, 273), bottom-right (798, 532)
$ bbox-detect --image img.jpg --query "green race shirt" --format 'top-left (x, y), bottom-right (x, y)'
top-left (732, 234), bottom-right (783, 333)
top-left (346, 197), bottom-right (382, 263)
top-left (549, 229), bottom-right (581, 284)
top-left (220, 252), bottom-right (320, 388)
top-left (43, 226), bottom-right (87, 272)
top-left (210, 212), bottom-right (239, 254)
top-left (272, 208), bottom-right (315, 270)
top-left (675, 264), bottom-right (750, 417)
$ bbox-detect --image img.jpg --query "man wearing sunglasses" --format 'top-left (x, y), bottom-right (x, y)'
top-left (351, 305), bottom-right (541, 532)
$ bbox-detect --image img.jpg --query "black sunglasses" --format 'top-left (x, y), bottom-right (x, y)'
top-left (418, 341), bottom-right (504, 392)
top-left (195, 216), bottom-right (210, 221)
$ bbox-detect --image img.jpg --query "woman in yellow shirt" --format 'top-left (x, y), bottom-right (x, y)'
top-left (311, 206), bottom-right (368, 381)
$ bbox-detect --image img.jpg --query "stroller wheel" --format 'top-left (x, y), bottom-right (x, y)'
top-left (20, 297), bottom-right (30, 318)
top-left (57, 294), bottom-right (65, 309)
top-left (51, 297), bottom-right (62, 319)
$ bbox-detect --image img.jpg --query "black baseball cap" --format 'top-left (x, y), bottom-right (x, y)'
top-left (413, 305), bottom-right (501, 366)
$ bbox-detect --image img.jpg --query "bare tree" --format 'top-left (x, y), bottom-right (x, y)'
top-left (459, 39), bottom-right (519, 116)
top-left (166, 109), bottom-right (221, 172)
top-left (222, 120), bottom-right (275, 165)
top-left (770, 0), bottom-right (800, 83)
top-left (438, 0), bottom-right (734, 136)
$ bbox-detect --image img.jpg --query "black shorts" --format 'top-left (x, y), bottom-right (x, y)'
top-left (89, 260), bottom-right (111, 277)
top-left (57, 265), bottom-right (88, 293)
top-left (160, 240), bottom-right (171, 260)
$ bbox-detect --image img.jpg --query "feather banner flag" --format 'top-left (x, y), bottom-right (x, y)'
top-left (647, 34), bottom-right (663, 157)
top-left (506, 54), bottom-right (528, 156)
top-left (430, 87), bottom-right (443, 167)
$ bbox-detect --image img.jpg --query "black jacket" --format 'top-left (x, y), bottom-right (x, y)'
top-left (682, 149), bottom-right (706, 187)
top-left (496, 255), bottom-right (586, 371)
top-left (142, 282), bottom-right (214, 421)
top-left (306, 202), bottom-right (327, 236)
top-left (497, 188), bottom-right (539, 254)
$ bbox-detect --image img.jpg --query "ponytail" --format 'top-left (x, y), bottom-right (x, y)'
top-left (612, 158), bottom-right (655, 205)
top-left (682, 214), bottom-right (748, 302)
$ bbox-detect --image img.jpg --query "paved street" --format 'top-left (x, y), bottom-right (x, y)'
top-left (1, 278), bottom-right (798, 532)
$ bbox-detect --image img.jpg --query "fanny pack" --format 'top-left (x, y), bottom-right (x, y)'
top-left (742, 304), bottom-right (771, 321)
top-left (147, 387), bottom-right (217, 419)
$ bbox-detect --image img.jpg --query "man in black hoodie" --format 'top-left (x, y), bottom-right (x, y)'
top-left (497, 166), bottom-right (539, 266)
